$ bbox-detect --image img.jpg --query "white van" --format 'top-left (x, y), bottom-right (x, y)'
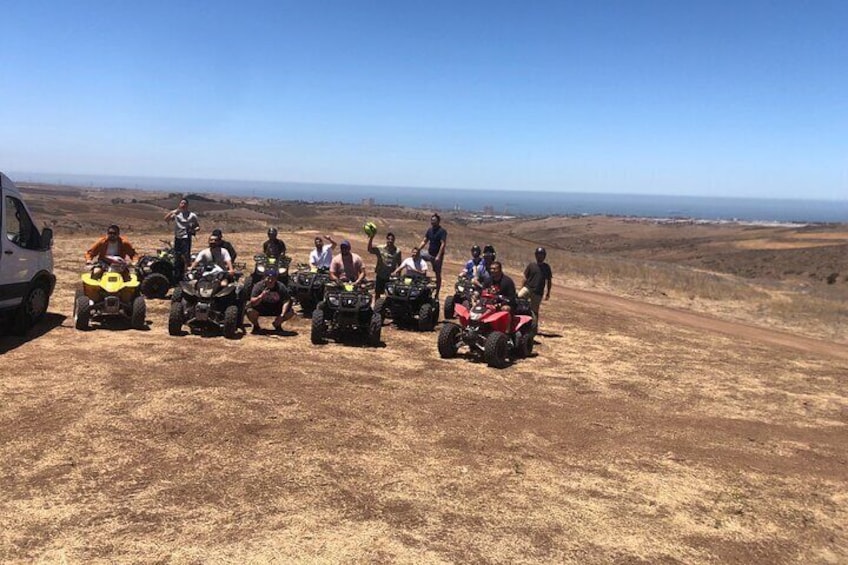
top-left (0, 172), bottom-right (55, 335)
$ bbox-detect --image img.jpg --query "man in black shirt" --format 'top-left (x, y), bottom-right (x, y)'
top-left (418, 213), bottom-right (447, 299)
top-left (263, 227), bottom-right (286, 259)
top-left (211, 228), bottom-right (237, 263)
top-left (246, 268), bottom-right (294, 334)
top-left (483, 261), bottom-right (517, 311)
top-left (519, 247), bottom-right (553, 320)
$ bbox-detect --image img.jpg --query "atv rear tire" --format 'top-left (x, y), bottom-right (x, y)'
top-left (431, 299), bottom-right (440, 326)
top-left (368, 312), bottom-right (382, 346)
top-left (437, 323), bottom-right (461, 358)
top-left (74, 295), bottom-right (91, 331)
top-left (520, 326), bottom-right (537, 357)
top-left (131, 295), bottom-right (147, 329)
top-left (484, 331), bottom-right (509, 369)
top-left (223, 305), bottom-right (239, 339)
top-left (444, 295), bottom-right (455, 319)
top-left (311, 308), bottom-right (326, 344)
top-left (418, 303), bottom-right (434, 332)
top-left (168, 301), bottom-right (183, 336)
top-left (140, 273), bottom-right (170, 299)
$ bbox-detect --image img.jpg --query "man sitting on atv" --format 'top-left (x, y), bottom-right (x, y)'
top-left (212, 228), bottom-right (237, 263)
top-left (263, 227), bottom-right (286, 259)
top-left (483, 261), bottom-right (517, 312)
top-left (393, 247), bottom-right (429, 277)
top-left (309, 234), bottom-right (336, 269)
top-left (368, 230), bottom-right (401, 300)
top-left (190, 234), bottom-right (235, 281)
top-left (85, 224), bottom-right (137, 279)
top-left (246, 268), bottom-right (294, 334)
top-left (329, 240), bottom-right (366, 284)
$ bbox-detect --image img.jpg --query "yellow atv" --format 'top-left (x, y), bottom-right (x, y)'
top-left (73, 257), bottom-right (146, 330)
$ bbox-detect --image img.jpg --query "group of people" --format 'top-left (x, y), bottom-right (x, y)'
top-left (84, 200), bottom-right (553, 334)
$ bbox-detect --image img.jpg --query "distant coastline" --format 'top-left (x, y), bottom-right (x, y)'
top-left (12, 171), bottom-right (848, 224)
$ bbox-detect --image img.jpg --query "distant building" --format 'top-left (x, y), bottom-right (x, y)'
top-left (483, 205), bottom-right (495, 216)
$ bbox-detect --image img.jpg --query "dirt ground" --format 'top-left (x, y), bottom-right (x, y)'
top-left (2, 223), bottom-right (847, 563)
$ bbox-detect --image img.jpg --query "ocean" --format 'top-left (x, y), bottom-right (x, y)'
top-left (13, 172), bottom-right (848, 224)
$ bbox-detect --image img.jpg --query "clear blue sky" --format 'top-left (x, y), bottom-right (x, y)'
top-left (1, 1), bottom-right (845, 199)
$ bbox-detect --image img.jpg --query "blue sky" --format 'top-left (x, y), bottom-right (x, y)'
top-left (1, 1), bottom-right (845, 199)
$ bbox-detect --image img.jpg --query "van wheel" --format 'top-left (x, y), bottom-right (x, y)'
top-left (12, 284), bottom-right (50, 336)
top-left (74, 295), bottom-right (91, 331)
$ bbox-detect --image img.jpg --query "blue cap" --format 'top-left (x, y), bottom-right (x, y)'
top-left (340, 240), bottom-right (351, 248)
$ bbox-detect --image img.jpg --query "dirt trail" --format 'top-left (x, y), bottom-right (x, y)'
top-left (557, 286), bottom-right (848, 362)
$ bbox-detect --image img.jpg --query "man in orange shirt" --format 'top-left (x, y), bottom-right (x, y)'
top-left (84, 225), bottom-right (137, 278)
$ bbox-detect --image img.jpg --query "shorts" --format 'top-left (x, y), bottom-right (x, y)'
top-left (421, 252), bottom-right (443, 275)
top-left (375, 275), bottom-right (389, 295)
top-left (519, 286), bottom-right (543, 314)
top-left (248, 301), bottom-right (284, 317)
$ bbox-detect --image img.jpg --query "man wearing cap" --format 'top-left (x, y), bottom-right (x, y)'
top-left (212, 228), bottom-right (237, 263)
top-left (329, 240), bottom-right (366, 284)
top-left (519, 247), bottom-right (553, 321)
top-left (246, 268), bottom-right (294, 334)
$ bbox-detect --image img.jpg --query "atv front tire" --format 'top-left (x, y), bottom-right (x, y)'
top-left (484, 331), bottom-right (509, 369)
top-left (311, 308), bottom-right (326, 344)
top-left (223, 305), bottom-right (239, 339)
top-left (131, 295), bottom-right (147, 329)
top-left (168, 301), bottom-right (183, 336)
top-left (140, 273), bottom-right (170, 299)
top-left (368, 312), bottom-right (382, 346)
top-left (74, 295), bottom-right (91, 331)
top-left (171, 287), bottom-right (183, 303)
top-left (444, 295), bottom-right (455, 319)
top-left (437, 323), bottom-right (461, 358)
top-left (418, 303), bottom-right (434, 332)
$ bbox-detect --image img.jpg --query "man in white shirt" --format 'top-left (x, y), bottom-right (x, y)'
top-left (164, 198), bottom-right (200, 279)
top-left (393, 247), bottom-right (429, 277)
top-left (309, 234), bottom-right (336, 269)
top-left (190, 234), bottom-right (235, 278)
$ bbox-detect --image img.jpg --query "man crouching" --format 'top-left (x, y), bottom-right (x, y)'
top-left (246, 268), bottom-right (294, 334)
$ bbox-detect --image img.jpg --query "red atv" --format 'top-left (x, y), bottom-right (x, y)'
top-left (437, 289), bottom-right (536, 368)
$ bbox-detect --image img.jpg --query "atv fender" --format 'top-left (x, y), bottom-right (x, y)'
top-left (482, 310), bottom-right (512, 334)
top-left (454, 302), bottom-right (471, 326)
top-left (511, 314), bottom-right (535, 334)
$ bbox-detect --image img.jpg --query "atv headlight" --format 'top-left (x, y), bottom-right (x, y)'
top-left (386, 284), bottom-right (395, 294)
top-left (200, 288), bottom-right (213, 298)
top-left (257, 265), bottom-right (265, 273)
top-left (359, 295), bottom-right (370, 306)
top-left (328, 295), bottom-right (340, 306)
top-left (457, 285), bottom-right (465, 292)
top-left (410, 289), bottom-right (420, 298)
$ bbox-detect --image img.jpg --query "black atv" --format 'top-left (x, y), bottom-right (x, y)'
top-left (289, 263), bottom-right (331, 316)
top-left (311, 281), bottom-right (382, 346)
top-left (375, 273), bottom-right (439, 331)
top-left (136, 240), bottom-right (179, 299)
top-left (168, 265), bottom-right (245, 338)
top-left (243, 254), bottom-right (291, 299)
top-left (443, 274), bottom-right (475, 319)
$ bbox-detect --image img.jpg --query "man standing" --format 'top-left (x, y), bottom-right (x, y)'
top-left (164, 198), bottom-right (200, 280)
top-left (519, 247), bottom-right (553, 321)
top-left (368, 230), bottom-right (401, 300)
top-left (246, 268), bottom-right (294, 334)
top-left (418, 213), bottom-right (447, 299)
top-left (329, 240), bottom-right (366, 284)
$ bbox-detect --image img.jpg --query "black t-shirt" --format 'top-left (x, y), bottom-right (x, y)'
top-left (523, 261), bottom-right (552, 296)
top-left (424, 226), bottom-right (447, 257)
top-left (484, 274), bottom-right (517, 308)
top-left (263, 239), bottom-right (286, 258)
top-left (222, 240), bottom-right (237, 263)
top-left (250, 279), bottom-right (290, 303)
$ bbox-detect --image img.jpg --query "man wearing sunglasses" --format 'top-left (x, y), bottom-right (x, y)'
top-left (84, 224), bottom-right (137, 278)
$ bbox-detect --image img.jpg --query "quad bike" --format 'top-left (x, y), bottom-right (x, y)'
top-left (311, 280), bottom-right (382, 346)
top-left (74, 257), bottom-right (146, 330)
top-left (289, 263), bottom-right (331, 316)
top-left (437, 289), bottom-right (536, 368)
top-left (168, 264), bottom-right (245, 338)
top-left (136, 239), bottom-right (179, 299)
top-left (443, 273), bottom-right (476, 319)
top-left (375, 273), bottom-right (439, 331)
top-left (243, 254), bottom-right (291, 298)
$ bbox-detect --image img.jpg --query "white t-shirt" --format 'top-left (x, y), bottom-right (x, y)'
top-left (195, 247), bottom-right (231, 269)
top-left (309, 246), bottom-right (333, 269)
top-left (399, 256), bottom-right (428, 274)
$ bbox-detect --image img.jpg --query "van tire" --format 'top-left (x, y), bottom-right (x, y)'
top-left (12, 283), bottom-right (50, 336)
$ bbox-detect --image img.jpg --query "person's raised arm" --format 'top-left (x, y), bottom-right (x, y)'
top-left (367, 233), bottom-right (376, 254)
top-left (325, 234), bottom-right (337, 249)
top-left (164, 209), bottom-right (176, 221)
